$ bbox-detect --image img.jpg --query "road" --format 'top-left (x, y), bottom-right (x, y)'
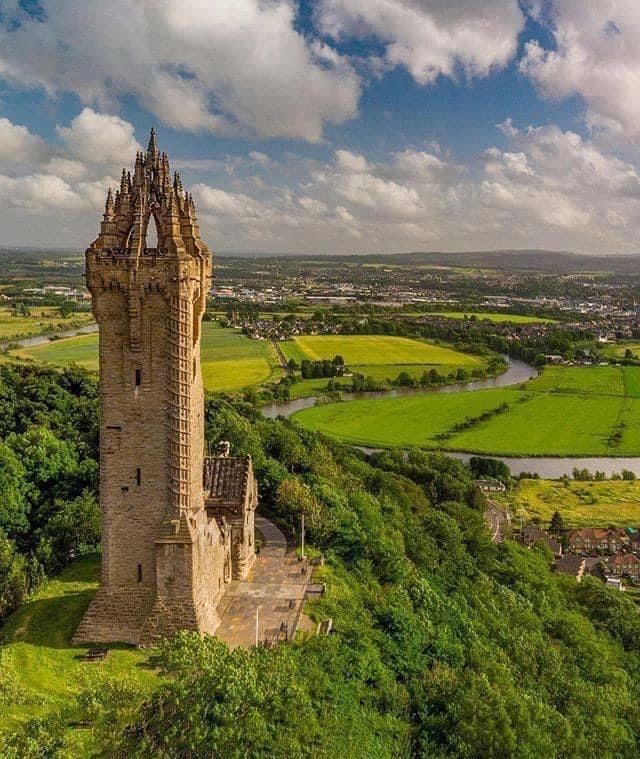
top-left (484, 499), bottom-right (511, 543)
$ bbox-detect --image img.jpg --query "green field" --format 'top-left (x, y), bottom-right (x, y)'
top-left (499, 479), bottom-right (640, 528)
top-left (0, 556), bottom-right (156, 741)
top-left (603, 342), bottom-right (640, 359)
top-left (282, 335), bottom-right (483, 366)
top-left (294, 365), bottom-right (640, 456)
top-left (281, 334), bottom-right (487, 399)
top-left (13, 333), bottom-right (99, 370)
top-left (428, 311), bottom-right (556, 324)
top-left (9, 324), bottom-right (282, 393)
top-left (0, 306), bottom-right (93, 341)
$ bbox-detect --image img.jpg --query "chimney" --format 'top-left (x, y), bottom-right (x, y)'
top-left (218, 440), bottom-right (231, 457)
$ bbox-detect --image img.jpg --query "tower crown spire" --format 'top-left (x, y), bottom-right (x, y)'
top-left (89, 128), bottom-right (210, 261)
top-left (147, 127), bottom-right (157, 157)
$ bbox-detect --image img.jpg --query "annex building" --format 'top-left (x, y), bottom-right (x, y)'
top-left (73, 131), bottom-right (257, 646)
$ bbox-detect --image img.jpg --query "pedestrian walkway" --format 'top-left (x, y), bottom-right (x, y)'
top-left (215, 516), bottom-right (312, 648)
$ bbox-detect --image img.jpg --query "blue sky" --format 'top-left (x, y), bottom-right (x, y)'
top-left (0, 1), bottom-right (639, 254)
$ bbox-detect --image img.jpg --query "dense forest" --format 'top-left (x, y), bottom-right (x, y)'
top-left (2, 364), bottom-right (640, 756)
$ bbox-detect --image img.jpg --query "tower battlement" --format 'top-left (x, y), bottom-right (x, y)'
top-left (73, 131), bottom-right (256, 647)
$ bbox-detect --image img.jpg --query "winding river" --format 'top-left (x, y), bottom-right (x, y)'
top-left (261, 357), bottom-right (640, 479)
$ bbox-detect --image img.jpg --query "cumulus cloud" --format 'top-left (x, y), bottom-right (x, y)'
top-left (186, 122), bottom-right (640, 253)
top-left (0, 118), bottom-right (48, 170)
top-left (520, 0), bottom-right (640, 141)
top-left (56, 108), bottom-right (142, 168)
top-left (316, 0), bottom-right (525, 84)
top-left (0, 0), bottom-right (361, 142)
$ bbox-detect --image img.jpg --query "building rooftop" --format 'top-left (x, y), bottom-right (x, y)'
top-left (204, 454), bottom-right (253, 505)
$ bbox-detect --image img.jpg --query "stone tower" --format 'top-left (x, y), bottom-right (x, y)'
top-left (73, 131), bottom-right (255, 647)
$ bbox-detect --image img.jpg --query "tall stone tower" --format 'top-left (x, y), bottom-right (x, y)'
top-left (73, 131), bottom-right (255, 646)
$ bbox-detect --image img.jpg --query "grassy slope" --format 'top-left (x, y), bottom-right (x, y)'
top-left (0, 556), bottom-right (155, 734)
top-left (294, 365), bottom-right (640, 456)
top-left (500, 479), bottom-right (640, 527)
top-left (10, 325), bottom-right (283, 393)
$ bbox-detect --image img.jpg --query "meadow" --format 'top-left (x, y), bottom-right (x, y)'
top-left (281, 334), bottom-right (487, 398)
top-left (500, 479), bottom-right (640, 528)
top-left (9, 324), bottom-right (282, 393)
top-left (0, 306), bottom-right (93, 341)
top-left (294, 364), bottom-right (640, 456)
top-left (282, 334), bottom-right (484, 366)
top-left (427, 311), bottom-right (556, 324)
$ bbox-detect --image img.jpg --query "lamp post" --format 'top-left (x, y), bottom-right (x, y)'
top-left (301, 512), bottom-right (305, 560)
top-left (255, 605), bottom-right (262, 647)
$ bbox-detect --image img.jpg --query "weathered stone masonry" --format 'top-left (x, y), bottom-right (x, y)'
top-left (73, 131), bottom-right (257, 647)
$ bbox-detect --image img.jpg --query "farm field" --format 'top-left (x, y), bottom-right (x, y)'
top-left (11, 333), bottom-right (99, 370)
top-left (602, 342), bottom-right (640, 359)
top-left (294, 365), bottom-right (640, 456)
top-left (428, 311), bottom-right (556, 324)
top-left (9, 324), bottom-right (282, 393)
top-left (0, 556), bottom-right (157, 741)
top-left (199, 327), bottom-right (282, 392)
top-left (0, 306), bottom-right (93, 341)
top-left (499, 479), bottom-right (640, 528)
top-left (280, 334), bottom-right (489, 399)
top-left (294, 388), bottom-right (522, 448)
top-left (281, 335), bottom-right (484, 366)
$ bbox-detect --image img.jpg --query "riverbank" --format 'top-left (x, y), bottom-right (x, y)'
top-left (265, 360), bottom-right (640, 478)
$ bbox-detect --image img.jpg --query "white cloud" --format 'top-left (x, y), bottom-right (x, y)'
top-left (249, 151), bottom-right (270, 165)
top-left (0, 0), bottom-right (361, 142)
top-left (56, 108), bottom-right (142, 168)
top-left (335, 149), bottom-right (369, 174)
top-left (316, 0), bottom-right (525, 84)
top-left (0, 118), bottom-right (48, 169)
top-left (521, 0), bottom-right (640, 141)
top-left (0, 174), bottom-right (86, 212)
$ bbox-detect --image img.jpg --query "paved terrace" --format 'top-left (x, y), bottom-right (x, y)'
top-left (215, 516), bottom-right (313, 648)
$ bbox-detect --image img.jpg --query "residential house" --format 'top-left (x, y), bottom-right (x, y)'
top-left (607, 553), bottom-right (640, 579)
top-left (567, 528), bottom-right (627, 555)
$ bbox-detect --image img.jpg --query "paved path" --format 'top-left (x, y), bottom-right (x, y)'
top-left (215, 516), bottom-right (312, 648)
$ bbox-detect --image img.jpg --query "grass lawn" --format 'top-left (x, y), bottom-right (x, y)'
top-left (0, 306), bottom-right (93, 341)
top-left (283, 335), bottom-right (483, 366)
top-left (427, 311), bottom-right (556, 324)
top-left (0, 555), bottom-right (157, 739)
top-left (293, 365), bottom-right (640, 456)
top-left (10, 324), bottom-right (283, 393)
top-left (499, 479), bottom-right (640, 528)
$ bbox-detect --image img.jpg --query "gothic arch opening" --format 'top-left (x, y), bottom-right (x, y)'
top-left (146, 214), bottom-right (160, 249)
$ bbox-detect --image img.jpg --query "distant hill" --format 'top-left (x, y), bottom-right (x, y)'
top-left (309, 249), bottom-right (640, 274)
top-left (4, 246), bottom-right (640, 274)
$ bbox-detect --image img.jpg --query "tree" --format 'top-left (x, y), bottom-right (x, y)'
top-left (469, 456), bottom-right (511, 482)
top-left (549, 510), bottom-right (565, 536)
top-left (0, 442), bottom-right (29, 537)
top-left (0, 530), bottom-right (27, 623)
